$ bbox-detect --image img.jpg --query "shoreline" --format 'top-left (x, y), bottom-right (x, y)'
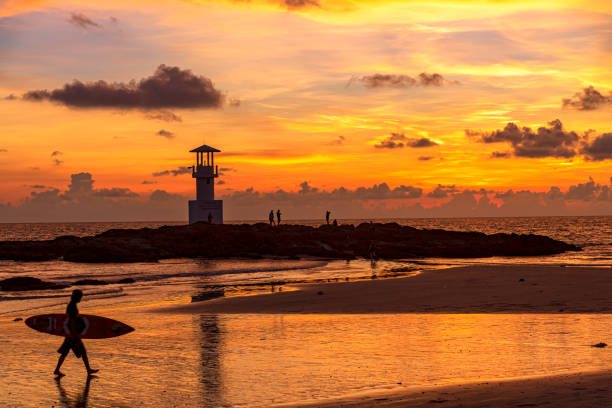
top-left (272, 370), bottom-right (612, 408)
top-left (161, 264), bottom-right (612, 314)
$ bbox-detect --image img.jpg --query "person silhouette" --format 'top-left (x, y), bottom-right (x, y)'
top-left (276, 209), bottom-right (281, 225)
top-left (54, 289), bottom-right (98, 377)
top-left (269, 210), bottom-right (275, 226)
top-left (326, 211), bottom-right (331, 225)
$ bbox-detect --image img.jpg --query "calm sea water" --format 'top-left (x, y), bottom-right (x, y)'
top-left (1, 216), bottom-right (611, 407)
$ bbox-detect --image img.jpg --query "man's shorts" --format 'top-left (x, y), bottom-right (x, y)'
top-left (57, 337), bottom-right (85, 358)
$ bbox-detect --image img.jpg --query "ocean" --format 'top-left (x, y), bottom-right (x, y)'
top-left (1, 216), bottom-right (611, 407)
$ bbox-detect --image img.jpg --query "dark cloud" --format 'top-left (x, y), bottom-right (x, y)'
top-left (51, 151), bottom-right (62, 157)
top-left (468, 119), bottom-right (580, 158)
top-left (54, 159), bottom-right (63, 166)
top-left (145, 110), bottom-right (183, 122)
top-left (328, 135), bottom-right (345, 146)
top-left (491, 151), bottom-right (511, 158)
top-left (93, 188), bottom-right (138, 198)
top-left (582, 133), bottom-right (612, 161)
top-left (427, 184), bottom-right (459, 198)
top-left (562, 86), bottom-right (612, 110)
top-left (418, 156), bottom-right (434, 161)
top-left (283, 0), bottom-right (320, 9)
top-left (23, 65), bottom-right (224, 109)
top-left (157, 129), bottom-right (175, 139)
top-left (142, 180), bottom-right (157, 185)
top-left (407, 137), bottom-right (438, 148)
top-left (67, 12), bottom-right (100, 30)
top-left (4, 94), bottom-right (17, 100)
top-left (374, 133), bottom-right (407, 149)
top-left (25, 184), bottom-right (50, 189)
top-left (152, 166), bottom-right (192, 177)
top-left (374, 134), bottom-right (438, 149)
top-left (217, 180), bottom-right (226, 185)
top-left (351, 72), bottom-right (454, 89)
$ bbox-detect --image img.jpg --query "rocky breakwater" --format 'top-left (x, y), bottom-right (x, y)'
top-left (0, 222), bottom-right (580, 263)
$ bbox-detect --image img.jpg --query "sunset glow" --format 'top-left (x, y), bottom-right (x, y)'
top-left (1, 0), bottom-right (611, 220)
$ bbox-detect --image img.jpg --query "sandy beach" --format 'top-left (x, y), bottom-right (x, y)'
top-left (277, 370), bottom-right (612, 408)
top-left (164, 264), bottom-right (612, 314)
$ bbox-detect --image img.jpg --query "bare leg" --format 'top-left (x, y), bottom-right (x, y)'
top-left (54, 352), bottom-right (68, 376)
top-left (82, 352), bottom-right (98, 375)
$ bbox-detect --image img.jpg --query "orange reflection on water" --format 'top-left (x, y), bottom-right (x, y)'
top-left (2, 312), bottom-right (612, 407)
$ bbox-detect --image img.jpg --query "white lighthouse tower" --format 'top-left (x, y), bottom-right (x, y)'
top-left (188, 144), bottom-right (223, 224)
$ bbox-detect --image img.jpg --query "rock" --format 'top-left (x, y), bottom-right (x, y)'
top-left (591, 343), bottom-right (607, 348)
top-left (72, 279), bottom-right (109, 286)
top-left (0, 222), bottom-right (581, 263)
top-left (117, 278), bottom-right (136, 284)
top-left (0, 277), bottom-right (68, 291)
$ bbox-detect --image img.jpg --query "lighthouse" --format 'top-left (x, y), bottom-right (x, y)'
top-left (188, 144), bottom-right (223, 224)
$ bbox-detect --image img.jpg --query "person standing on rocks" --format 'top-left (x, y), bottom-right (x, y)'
top-left (276, 209), bottom-right (282, 225)
top-left (269, 210), bottom-right (275, 226)
top-left (54, 289), bottom-right (99, 377)
top-left (326, 210), bottom-right (331, 225)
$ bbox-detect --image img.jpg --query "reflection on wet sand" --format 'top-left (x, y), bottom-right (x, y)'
top-left (199, 315), bottom-right (223, 407)
top-left (55, 375), bottom-right (93, 408)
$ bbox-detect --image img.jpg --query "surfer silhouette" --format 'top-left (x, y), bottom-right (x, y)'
top-left (54, 289), bottom-right (99, 377)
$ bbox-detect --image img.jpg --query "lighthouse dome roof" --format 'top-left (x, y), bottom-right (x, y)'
top-left (190, 144), bottom-right (221, 153)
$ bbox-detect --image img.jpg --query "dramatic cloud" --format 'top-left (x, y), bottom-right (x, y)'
top-left (374, 134), bottom-right (438, 149)
top-left (0, 173), bottom-right (184, 222)
top-left (563, 86), bottom-right (612, 110)
top-left (93, 188), bottom-right (138, 198)
top-left (491, 151), bottom-right (511, 158)
top-left (152, 166), bottom-right (192, 177)
top-left (407, 137), bottom-right (438, 148)
top-left (350, 72), bottom-right (453, 89)
top-left (22, 65), bottom-right (224, 109)
top-left (427, 184), bottom-right (458, 198)
top-left (582, 133), bottom-right (612, 161)
top-left (145, 110), bottom-right (183, 122)
top-left (468, 119), bottom-right (580, 158)
top-left (374, 133), bottom-right (407, 149)
top-left (67, 12), bottom-right (100, 30)
top-left (3, 176), bottom-right (612, 222)
top-left (157, 129), bottom-right (175, 139)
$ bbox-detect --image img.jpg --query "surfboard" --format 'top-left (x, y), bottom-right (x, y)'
top-left (25, 314), bottom-right (134, 339)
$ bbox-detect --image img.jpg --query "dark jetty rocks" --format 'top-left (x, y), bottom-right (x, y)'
top-left (0, 222), bottom-right (580, 264)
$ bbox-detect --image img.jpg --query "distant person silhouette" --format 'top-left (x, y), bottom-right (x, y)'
top-left (269, 210), bottom-right (275, 226)
top-left (54, 289), bottom-right (98, 377)
top-left (332, 219), bottom-right (338, 226)
top-left (208, 212), bottom-right (213, 224)
top-left (276, 209), bottom-right (281, 225)
top-left (326, 211), bottom-right (331, 225)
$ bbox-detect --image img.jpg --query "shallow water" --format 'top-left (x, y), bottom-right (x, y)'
top-left (2, 311), bottom-right (612, 407)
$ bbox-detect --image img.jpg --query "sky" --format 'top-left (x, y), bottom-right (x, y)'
top-left (0, 0), bottom-right (611, 221)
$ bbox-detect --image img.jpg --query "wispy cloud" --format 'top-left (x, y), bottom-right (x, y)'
top-left (67, 12), bottom-right (100, 30)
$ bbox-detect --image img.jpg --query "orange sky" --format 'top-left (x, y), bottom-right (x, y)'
top-left (0, 0), bottom-right (611, 220)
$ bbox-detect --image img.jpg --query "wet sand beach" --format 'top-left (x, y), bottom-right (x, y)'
top-left (165, 264), bottom-right (612, 314)
top-left (278, 370), bottom-right (612, 408)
